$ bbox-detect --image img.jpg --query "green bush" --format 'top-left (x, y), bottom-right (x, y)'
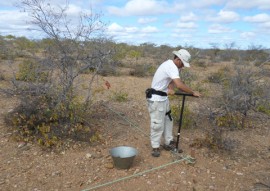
top-left (170, 104), bottom-right (196, 129)
top-left (4, 95), bottom-right (96, 148)
top-left (216, 112), bottom-right (250, 129)
top-left (16, 59), bottom-right (48, 82)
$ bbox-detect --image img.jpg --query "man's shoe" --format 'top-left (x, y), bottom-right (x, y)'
top-left (151, 148), bottom-right (160, 157)
top-left (163, 140), bottom-right (177, 151)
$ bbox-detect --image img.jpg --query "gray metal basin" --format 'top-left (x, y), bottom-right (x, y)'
top-left (110, 146), bottom-right (138, 169)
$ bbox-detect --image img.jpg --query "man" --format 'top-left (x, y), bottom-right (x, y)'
top-left (146, 49), bottom-right (201, 157)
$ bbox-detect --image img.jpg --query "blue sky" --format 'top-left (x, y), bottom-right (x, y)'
top-left (0, 0), bottom-right (270, 49)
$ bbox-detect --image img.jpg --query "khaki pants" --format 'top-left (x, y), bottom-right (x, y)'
top-left (147, 99), bottom-right (173, 148)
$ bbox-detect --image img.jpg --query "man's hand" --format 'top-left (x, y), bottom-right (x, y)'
top-left (167, 89), bottom-right (175, 95)
top-left (192, 91), bottom-right (202, 97)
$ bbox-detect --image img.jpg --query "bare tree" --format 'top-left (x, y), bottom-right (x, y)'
top-left (3, 0), bottom-right (114, 146)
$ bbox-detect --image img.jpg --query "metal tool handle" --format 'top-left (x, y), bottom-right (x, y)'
top-left (174, 91), bottom-right (194, 96)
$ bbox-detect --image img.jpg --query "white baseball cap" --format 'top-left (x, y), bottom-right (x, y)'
top-left (172, 49), bottom-right (191, 67)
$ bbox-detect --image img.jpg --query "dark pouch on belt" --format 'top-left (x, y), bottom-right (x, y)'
top-left (145, 88), bottom-right (153, 98)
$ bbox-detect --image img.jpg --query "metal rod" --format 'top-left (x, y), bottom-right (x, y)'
top-left (174, 91), bottom-right (194, 152)
top-left (176, 95), bottom-right (186, 151)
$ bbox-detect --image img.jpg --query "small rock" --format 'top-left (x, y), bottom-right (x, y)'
top-left (85, 153), bottom-right (92, 159)
top-left (104, 163), bottom-right (114, 169)
top-left (18, 142), bottom-right (27, 148)
top-left (209, 185), bottom-right (215, 190)
top-left (236, 172), bottom-right (243, 176)
top-left (133, 169), bottom-right (140, 174)
top-left (52, 171), bottom-right (62, 176)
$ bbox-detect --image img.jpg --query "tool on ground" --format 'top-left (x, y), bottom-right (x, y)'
top-left (173, 91), bottom-right (194, 153)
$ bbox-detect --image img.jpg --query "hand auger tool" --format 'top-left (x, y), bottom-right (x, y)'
top-left (173, 91), bottom-right (195, 153)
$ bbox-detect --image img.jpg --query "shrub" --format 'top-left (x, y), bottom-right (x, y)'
top-left (180, 69), bottom-right (197, 86)
top-left (129, 64), bottom-right (156, 77)
top-left (216, 112), bottom-right (250, 129)
top-left (4, 0), bottom-right (114, 149)
top-left (170, 104), bottom-right (196, 129)
top-left (16, 59), bottom-right (48, 82)
top-left (207, 66), bottom-right (231, 84)
top-left (4, 94), bottom-right (96, 148)
top-left (98, 63), bottom-right (119, 76)
top-left (193, 59), bottom-right (207, 68)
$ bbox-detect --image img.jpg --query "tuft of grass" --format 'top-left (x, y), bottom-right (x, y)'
top-left (111, 90), bottom-right (128, 102)
top-left (257, 104), bottom-right (270, 116)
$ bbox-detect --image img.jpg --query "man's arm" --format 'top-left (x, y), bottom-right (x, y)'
top-left (172, 78), bottom-right (201, 97)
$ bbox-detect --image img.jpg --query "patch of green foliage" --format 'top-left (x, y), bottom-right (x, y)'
top-left (16, 59), bottom-right (48, 82)
top-left (170, 104), bottom-right (196, 129)
top-left (257, 103), bottom-right (270, 116)
top-left (111, 90), bottom-right (128, 102)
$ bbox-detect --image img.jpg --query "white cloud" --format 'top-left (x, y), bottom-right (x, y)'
top-left (138, 17), bottom-right (157, 24)
top-left (0, 10), bottom-right (28, 25)
top-left (180, 12), bottom-right (198, 22)
top-left (171, 33), bottom-right (193, 38)
top-left (0, 10), bottom-right (32, 36)
top-left (210, 10), bottom-right (240, 23)
top-left (108, 22), bottom-right (158, 34)
top-left (208, 24), bottom-right (234, 33)
top-left (108, 23), bottom-right (124, 32)
top-left (244, 13), bottom-right (270, 23)
top-left (226, 0), bottom-right (270, 10)
top-left (66, 4), bottom-right (91, 16)
top-left (262, 21), bottom-right (270, 28)
top-left (107, 0), bottom-right (170, 16)
top-left (190, 0), bottom-right (226, 8)
top-left (176, 22), bottom-right (197, 29)
top-left (240, 32), bottom-right (255, 39)
top-left (141, 26), bottom-right (158, 33)
top-left (0, 0), bottom-right (18, 7)
top-left (108, 23), bottom-right (140, 34)
top-left (126, 27), bottom-right (139, 33)
top-left (244, 13), bottom-right (270, 30)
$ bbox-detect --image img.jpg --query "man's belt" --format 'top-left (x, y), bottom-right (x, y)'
top-left (145, 88), bottom-right (167, 98)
